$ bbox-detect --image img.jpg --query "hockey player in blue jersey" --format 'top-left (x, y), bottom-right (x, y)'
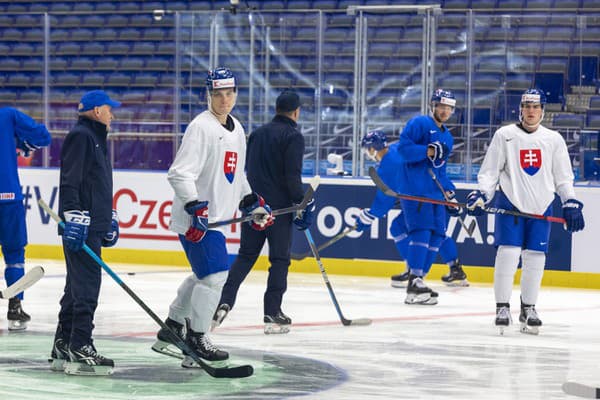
top-left (0, 107), bottom-right (51, 330)
top-left (354, 129), bottom-right (466, 300)
top-left (395, 89), bottom-right (457, 305)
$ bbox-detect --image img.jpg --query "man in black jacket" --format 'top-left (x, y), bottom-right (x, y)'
top-left (49, 90), bottom-right (121, 376)
top-left (213, 89), bottom-right (314, 334)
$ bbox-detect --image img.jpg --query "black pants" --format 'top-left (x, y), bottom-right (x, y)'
top-left (220, 213), bottom-right (293, 316)
top-left (55, 231), bottom-right (103, 349)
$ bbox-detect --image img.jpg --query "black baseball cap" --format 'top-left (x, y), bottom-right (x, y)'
top-left (276, 89), bottom-right (301, 112)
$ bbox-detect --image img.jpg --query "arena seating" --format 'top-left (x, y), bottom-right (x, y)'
top-left (0, 0), bottom-right (598, 175)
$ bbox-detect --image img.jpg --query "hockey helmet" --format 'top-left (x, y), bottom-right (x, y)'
top-left (361, 130), bottom-right (388, 151)
top-left (206, 67), bottom-right (236, 92)
top-left (430, 89), bottom-right (456, 108)
top-left (520, 88), bottom-right (546, 108)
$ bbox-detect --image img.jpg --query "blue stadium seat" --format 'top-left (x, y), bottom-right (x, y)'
top-left (120, 29), bottom-right (142, 41)
top-left (81, 73), bottom-right (106, 86)
top-left (442, 0), bottom-right (471, 8)
top-left (554, 0), bottom-right (580, 8)
top-left (145, 57), bottom-right (171, 70)
top-left (79, 43), bottom-right (105, 55)
top-left (287, 0), bottom-right (313, 9)
top-left (2, 28), bottom-right (23, 41)
top-left (0, 57), bottom-right (20, 71)
top-left (70, 28), bottom-right (94, 41)
top-left (538, 56), bottom-right (568, 73)
top-left (473, 72), bottom-right (502, 90)
top-left (133, 73), bottom-right (159, 87)
top-left (131, 42), bottom-right (156, 55)
top-left (106, 73), bottom-right (132, 86)
top-left (50, 57), bottom-right (68, 71)
top-left (11, 43), bottom-right (38, 56)
top-left (72, 3), bottom-right (94, 12)
top-left (95, 28), bottom-right (118, 41)
top-left (95, 3), bottom-right (117, 12)
top-left (49, 2), bottom-right (72, 12)
top-left (589, 96), bottom-right (600, 110)
top-left (553, 113), bottom-right (584, 128)
top-left (70, 57), bottom-right (95, 70)
top-left (505, 73), bottom-right (533, 91)
top-left (120, 57), bottom-right (146, 71)
top-left (587, 112), bottom-right (600, 128)
top-left (545, 26), bottom-right (575, 41)
top-left (106, 15), bottom-right (129, 27)
top-left (53, 72), bottom-right (80, 86)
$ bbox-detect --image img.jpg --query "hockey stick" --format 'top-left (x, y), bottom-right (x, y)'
top-left (0, 266), bottom-right (44, 299)
top-left (304, 228), bottom-right (372, 326)
top-left (368, 167), bottom-right (566, 224)
top-left (291, 226), bottom-right (357, 261)
top-left (427, 168), bottom-right (476, 236)
top-left (207, 175), bottom-right (320, 229)
top-left (38, 199), bottom-right (252, 379)
top-left (563, 382), bottom-right (600, 399)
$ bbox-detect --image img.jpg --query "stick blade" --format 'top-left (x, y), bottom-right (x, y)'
top-left (308, 175), bottom-right (321, 191)
top-left (211, 364), bottom-right (254, 379)
top-left (1, 265), bottom-right (45, 299)
top-left (562, 382), bottom-right (600, 399)
top-left (349, 318), bottom-right (372, 326)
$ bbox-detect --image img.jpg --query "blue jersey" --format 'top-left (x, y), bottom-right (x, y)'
top-left (396, 115), bottom-right (454, 199)
top-left (0, 107), bottom-right (51, 203)
top-left (369, 142), bottom-right (402, 218)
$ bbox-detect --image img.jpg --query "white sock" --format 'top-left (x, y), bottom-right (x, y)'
top-left (190, 271), bottom-right (228, 333)
top-left (520, 250), bottom-right (546, 305)
top-left (493, 246), bottom-right (521, 304)
top-left (168, 274), bottom-right (196, 324)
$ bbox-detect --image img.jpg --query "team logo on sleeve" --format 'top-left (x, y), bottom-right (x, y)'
top-left (223, 151), bottom-right (238, 183)
top-left (520, 149), bottom-right (542, 176)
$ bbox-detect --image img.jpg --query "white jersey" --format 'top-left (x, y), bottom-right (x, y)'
top-left (168, 110), bottom-right (252, 235)
top-left (478, 123), bottom-right (576, 215)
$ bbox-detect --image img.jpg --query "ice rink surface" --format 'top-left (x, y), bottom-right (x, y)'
top-left (1, 260), bottom-right (600, 399)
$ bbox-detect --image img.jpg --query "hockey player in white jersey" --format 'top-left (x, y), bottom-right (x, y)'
top-left (152, 68), bottom-right (274, 366)
top-left (466, 88), bottom-right (585, 335)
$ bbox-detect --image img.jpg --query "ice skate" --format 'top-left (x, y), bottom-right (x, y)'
top-left (48, 337), bottom-right (70, 372)
top-left (519, 302), bottom-right (542, 335)
top-left (390, 271), bottom-right (409, 288)
top-left (441, 263), bottom-right (469, 287)
top-left (65, 344), bottom-right (114, 376)
top-left (264, 310), bottom-right (292, 334)
top-left (211, 303), bottom-right (231, 331)
top-left (404, 275), bottom-right (438, 305)
top-left (7, 297), bottom-right (31, 331)
top-left (495, 304), bottom-right (512, 335)
top-left (181, 327), bottom-right (229, 368)
top-left (151, 317), bottom-right (185, 359)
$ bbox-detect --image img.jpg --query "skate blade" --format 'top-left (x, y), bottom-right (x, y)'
top-left (520, 323), bottom-right (539, 335)
top-left (181, 355), bottom-right (229, 368)
top-left (7, 320), bottom-right (28, 331)
top-left (264, 323), bottom-right (291, 334)
top-left (391, 281), bottom-right (407, 288)
top-left (64, 362), bottom-right (114, 376)
top-left (404, 293), bottom-right (438, 305)
top-left (49, 358), bottom-right (67, 372)
top-left (151, 340), bottom-right (184, 359)
top-left (444, 279), bottom-right (470, 287)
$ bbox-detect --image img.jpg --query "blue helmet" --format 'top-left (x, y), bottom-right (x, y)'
top-left (206, 67), bottom-right (236, 92)
top-left (430, 89), bottom-right (456, 107)
top-left (361, 130), bottom-right (388, 151)
top-left (521, 88), bottom-right (546, 107)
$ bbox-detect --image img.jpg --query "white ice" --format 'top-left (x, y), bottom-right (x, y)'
top-left (1, 259), bottom-right (600, 399)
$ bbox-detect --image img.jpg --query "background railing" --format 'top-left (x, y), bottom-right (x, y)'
top-left (1, 1), bottom-right (599, 181)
